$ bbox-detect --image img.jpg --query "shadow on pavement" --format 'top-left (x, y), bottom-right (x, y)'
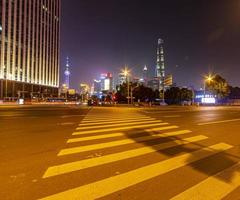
top-left (123, 127), bottom-right (240, 183)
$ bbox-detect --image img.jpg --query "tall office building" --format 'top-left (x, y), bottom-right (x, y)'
top-left (0, 0), bottom-right (60, 99)
top-left (100, 73), bottom-right (113, 92)
top-left (155, 38), bottom-right (165, 91)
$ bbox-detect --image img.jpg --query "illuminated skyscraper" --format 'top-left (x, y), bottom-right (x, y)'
top-left (0, 0), bottom-right (60, 99)
top-left (64, 57), bottom-right (70, 89)
top-left (155, 38), bottom-right (165, 91)
top-left (100, 73), bottom-right (113, 92)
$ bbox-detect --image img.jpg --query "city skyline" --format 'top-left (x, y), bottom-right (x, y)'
top-left (60, 0), bottom-right (240, 90)
top-left (2, 1), bottom-right (240, 200)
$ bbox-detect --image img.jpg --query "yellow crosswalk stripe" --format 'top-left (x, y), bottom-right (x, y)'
top-left (76, 120), bottom-right (163, 130)
top-left (67, 129), bottom-right (190, 143)
top-left (43, 135), bottom-right (207, 178)
top-left (59, 128), bottom-right (188, 155)
top-left (78, 118), bottom-right (157, 126)
top-left (82, 117), bottom-right (153, 123)
top-left (170, 162), bottom-right (240, 200)
top-left (72, 123), bottom-right (175, 136)
top-left (68, 133), bottom-right (125, 142)
top-left (41, 143), bottom-right (232, 200)
top-left (84, 115), bottom-right (148, 118)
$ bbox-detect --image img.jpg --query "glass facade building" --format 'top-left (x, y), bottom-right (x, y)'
top-left (0, 0), bottom-right (60, 99)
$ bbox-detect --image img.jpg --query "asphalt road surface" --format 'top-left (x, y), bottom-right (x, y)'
top-left (1, 105), bottom-right (240, 200)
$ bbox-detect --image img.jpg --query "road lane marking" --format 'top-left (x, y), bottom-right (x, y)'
top-left (142, 110), bottom-right (199, 114)
top-left (59, 127), bottom-right (181, 155)
top-left (171, 162), bottom-right (240, 200)
top-left (163, 115), bottom-right (181, 118)
top-left (76, 120), bottom-right (163, 130)
top-left (198, 118), bottom-right (240, 126)
top-left (68, 129), bottom-right (191, 144)
top-left (85, 115), bottom-right (147, 118)
top-left (68, 128), bottom-right (190, 144)
top-left (41, 143), bottom-right (232, 200)
top-left (72, 123), bottom-right (173, 136)
top-left (79, 118), bottom-right (157, 126)
top-left (58, 122), bottom-right (75, 126)
top-left (61, 115), bottom-right (86, 118)
top-left (68, 133), bottom-right (125, 142)
top-left (82, 117), bottom-right (153, 123)
top-left (43, 135), bottom-right (207, 178)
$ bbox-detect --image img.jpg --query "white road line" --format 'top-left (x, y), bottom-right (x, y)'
top-left (43, 135), bottom-right (207, 178)
top-left (198, 118), bottom-right (240, 126)
top-left (41, 143), bottom-right (232, 200)
top-left (171, 162), bottom-right (240, 200)
top-left (59, 127), bottom-right (183, 155)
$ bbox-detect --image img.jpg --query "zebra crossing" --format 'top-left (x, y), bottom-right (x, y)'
top-left (41, 107), bottom-right (240, 200)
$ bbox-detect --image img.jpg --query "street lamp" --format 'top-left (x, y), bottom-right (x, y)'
top-left (121, 66), bottom-right (131, 105)
top-left (203, 74), bottom-right (214, 97)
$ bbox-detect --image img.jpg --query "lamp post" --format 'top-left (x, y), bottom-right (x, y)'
top-left (204, 74), bottom-right (214, 98)
top-left (130, 85), bottom-right (138, 105)
top-left (121, 67), bottom-right (130, 105)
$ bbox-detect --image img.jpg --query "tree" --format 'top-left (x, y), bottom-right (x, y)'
top-left (115, 83), bottom-right (156, 103)
top-left (229, 86), bottom-right (240, 99)
top-left (165, 87), bottom-right (181, 104)
top-left (132, 84), bottom-right (155, 102)
top-left (165, 87), bottom-right (193, 105)
top-left (180, 88), bottom-right (193, 102)
top-left (206, 75), bottom-right (229, 100)
top-left (115, 83), bottom-right (128, 103)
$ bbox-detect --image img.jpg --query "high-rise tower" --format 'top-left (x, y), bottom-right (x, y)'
top-left (156, 38), bottom-right (165, 91)
top-left (64, 57), bottom-right (70, 89)
top-left (0, 0), bottom-right (60, 98)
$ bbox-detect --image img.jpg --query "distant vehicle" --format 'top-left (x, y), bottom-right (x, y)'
top-left (88, 99), bottom-right (93, 106)
top-left (152, 99), bottom-right (168, 106)
top-left (18, 98), bottom-right (25, 105)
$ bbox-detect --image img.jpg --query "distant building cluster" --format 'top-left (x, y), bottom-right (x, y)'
top-left (92, 73), bottom-right (113, 98)
top-left (89, 38), bottom-right (173, 99)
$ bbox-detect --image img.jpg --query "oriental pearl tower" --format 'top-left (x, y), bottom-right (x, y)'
top-left (64, 57), bottom-right (71, 89)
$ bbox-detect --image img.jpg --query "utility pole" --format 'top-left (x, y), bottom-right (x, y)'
top-left (127, 75), bottom-right (130, 105)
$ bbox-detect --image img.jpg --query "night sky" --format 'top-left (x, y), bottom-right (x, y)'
top-left (61, 0), bottom-right (240, 90)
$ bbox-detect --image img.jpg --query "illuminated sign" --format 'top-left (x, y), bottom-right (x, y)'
top-left (201, 97), bottom-right (216, 104)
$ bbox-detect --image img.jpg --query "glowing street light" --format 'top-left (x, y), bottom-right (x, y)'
top-left (121, 66), bottom-right (130, 77)
top-left (203, 73), bottom-right (215, 97)
top-left (205, 74), bottom-right (214, 83)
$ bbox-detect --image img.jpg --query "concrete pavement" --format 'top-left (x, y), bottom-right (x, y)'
top-left (1, 105), bottom-right (240, 199)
